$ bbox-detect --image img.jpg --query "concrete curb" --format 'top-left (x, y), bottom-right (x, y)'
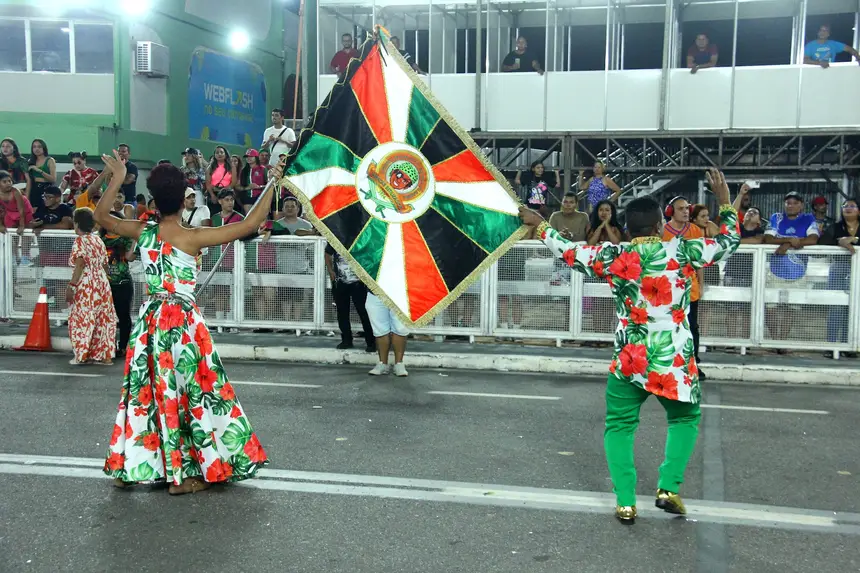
top-left (2, 334), bottom-right (859, 386)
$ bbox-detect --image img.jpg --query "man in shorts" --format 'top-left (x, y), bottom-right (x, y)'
top-left (763, 191), bottom-right (819, 345)
top-left (366, 293), bottom-right (409, 377)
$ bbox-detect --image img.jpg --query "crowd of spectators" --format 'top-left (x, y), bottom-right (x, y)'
top-left (2, 110), bottom-right (857, 361)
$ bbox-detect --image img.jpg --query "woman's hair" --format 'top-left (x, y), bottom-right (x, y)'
top-left (0, 169), bottom-right (11, 182)
top-left (1, 138), bottom-right (21, 160)
top-left (530, 160), bottom-right (543, 171)
top-left (29, 139), bottom-right (49, 164)
top-left (68, 151), bottom-right (88, 161)
top-left (147, 164), bottom-right (187, 216)
top-left (136, 194), bottom-right (145, 202)
top-left (73, 207), bottom-right (95, 233)
top-left (207, 146), bottom-right (229, 175)
top-left (589, 199), bottom-right (619, 231)
top-left (240, 162), bottom-right (252, 186)
top-left (691, 204), bottom-right (709, 224)
top-left (839, 198), bottom-right (860, 222)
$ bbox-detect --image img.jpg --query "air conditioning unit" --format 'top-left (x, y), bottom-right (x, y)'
top-left (135, 41), bottom-right (170, 78)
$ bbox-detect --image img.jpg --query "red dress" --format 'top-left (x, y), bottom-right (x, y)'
top-left (68, 233), bottom-right (118, 362)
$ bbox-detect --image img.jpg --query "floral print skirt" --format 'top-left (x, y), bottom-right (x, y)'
top-left (103, 295), bottom-right (268, 485)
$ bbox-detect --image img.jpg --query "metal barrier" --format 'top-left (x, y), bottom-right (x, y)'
top-left (2, 230), bottom-right (857, 353)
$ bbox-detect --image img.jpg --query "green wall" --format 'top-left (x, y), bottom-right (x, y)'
top-left (0, 0), bottom-right (285, 168)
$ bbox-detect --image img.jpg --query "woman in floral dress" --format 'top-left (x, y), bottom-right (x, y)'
top-left (93, 151), bottom-right (279, 495)
top-left (67, 208), bottom-right (117, 365)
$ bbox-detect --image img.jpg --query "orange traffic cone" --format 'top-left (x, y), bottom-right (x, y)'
top-left (14, 286), bottom-right (53, 352)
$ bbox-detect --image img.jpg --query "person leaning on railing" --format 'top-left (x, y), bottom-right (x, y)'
top-left (763, 191), bottom-right (820, 352)
top-left (722, 207), bottom-right (764, 341)
top-left (818, 198), bottom-right (859, 352)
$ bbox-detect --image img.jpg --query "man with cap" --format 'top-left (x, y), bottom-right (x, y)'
top-left (181, 187), bottom-right (211, 229)
top-left (763, 191), bottom-right (820, 347)
top-left (812, 195), bottom-right (834, 234)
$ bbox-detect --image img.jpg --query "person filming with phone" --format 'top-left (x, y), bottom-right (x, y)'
top-left (502, 36), bottom-right (544, 75)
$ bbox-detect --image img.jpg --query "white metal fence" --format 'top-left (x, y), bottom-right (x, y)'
top-left (2, 230), bottom-right (857, 354)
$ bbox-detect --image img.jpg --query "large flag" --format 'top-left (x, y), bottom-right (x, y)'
top-left (280, 32), bottom-right (527, 327)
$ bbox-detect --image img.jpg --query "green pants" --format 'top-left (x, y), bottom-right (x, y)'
top-left (604, 374), bottom-right (701, 507)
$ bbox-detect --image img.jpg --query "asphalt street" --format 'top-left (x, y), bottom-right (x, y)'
top-left (0, 352), bottom-right (858, 573)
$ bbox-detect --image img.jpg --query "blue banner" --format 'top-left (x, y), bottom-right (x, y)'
top-left (188, 48), bottom-right (267, 147)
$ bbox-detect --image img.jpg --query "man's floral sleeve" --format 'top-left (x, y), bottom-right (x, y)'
top-left (678, 205), bottom-right (741, 269)
top-left (536, 222), bottom-right (621, 280)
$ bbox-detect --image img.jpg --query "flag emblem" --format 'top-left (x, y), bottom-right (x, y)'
top-left (280, 34), bottom-right (527, 327)
top-left (358, 143), bottom-right (434, 222)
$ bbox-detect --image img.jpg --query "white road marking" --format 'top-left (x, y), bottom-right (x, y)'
top-left (426, 391), bottom-right (561, 401)
top-left (231, 380), bottom-right (322, 389)
top-left (700, 404), bottom-right (829, 415)
top-left (1, 453), bottom-right (859, 534)
top-left (0, 369), bottom-right (104, 378)
top-left (0, 369), bottom-right (835, 415)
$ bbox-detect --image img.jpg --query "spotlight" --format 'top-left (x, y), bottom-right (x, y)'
top-left (229, 30), bottom-right (250, 51)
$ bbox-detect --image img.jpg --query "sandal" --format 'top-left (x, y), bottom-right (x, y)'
top-left (94, 360), bottom-right (114, 366)
top-left (168, 477), bottom-right (211, 496)
top-left (113, 478), bottom-right (131, 489)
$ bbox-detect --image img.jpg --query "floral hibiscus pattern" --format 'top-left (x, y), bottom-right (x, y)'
top-left (103, 224), bottom-right (268, 485)
top-left (537, 205), bottom-right (740, 403)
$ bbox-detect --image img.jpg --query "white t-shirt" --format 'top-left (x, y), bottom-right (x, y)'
top-left (262, 125), bottom-right (297, 165)
top-left (182, 205), bottom-right (211, 228)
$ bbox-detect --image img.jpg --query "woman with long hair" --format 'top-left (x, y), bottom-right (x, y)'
top-left (94, 151), bottom-right (280, 494)
top-left (229, 154), bottom-right (246, 212)
top-left (820, 198), bottom-right (860, 348)
top-left (205, 146), bottom-right (232, 213)
top-left (578, 161), bottom-right (622, 211)
top-left (239, 149), bottom-right (267, 214)
top-left (1, 138), bottom-right (32, 199)
top-left (180, 148), bottom-right (207, 205)
top-left (586, 199), bottom-right (624, 245)
top-left (28, 138), bottom-right (56, 210)
top-left (514, 161), bottom-right (560, 218)
top-left (66, 207), bottom-right (117, 366)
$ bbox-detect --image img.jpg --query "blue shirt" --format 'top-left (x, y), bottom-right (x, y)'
top-left (765, 212), bottom-right (819, 280)
top-left (804, 40), bottom-right (847, 62)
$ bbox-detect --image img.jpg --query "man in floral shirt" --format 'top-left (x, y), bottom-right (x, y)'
top-left (520, 168), bottom-right (740, 524)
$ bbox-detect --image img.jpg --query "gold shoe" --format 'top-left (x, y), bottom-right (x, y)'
top-left (615, 505), bottom-right (637, 524)
top-left (655, 489), bottom-right (686, 515)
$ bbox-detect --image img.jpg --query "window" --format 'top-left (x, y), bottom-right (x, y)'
top-left (736, 17), bottom-right (793, 66)
top-left (0, 20), bottom-right (26, 71)
top-left (563, 25), bottom-right (606, 71)
top-left (30, 20), bottom-right (71, 72)
top-left (74, 23), bottom-right (113, 73)
top-left (623, 22), bottom-right (664, 70)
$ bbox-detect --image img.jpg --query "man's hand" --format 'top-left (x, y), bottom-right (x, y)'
top-left (820, 60), bottom-right (829, 69)
top-left (518, 205), bottom-right (544, 227)
top-left (789, 237), bottom-right (802, 249)
top-left (705, 168), bottom-right (730, 205)
top-left (691, 65), bottom-right (698, 74)
top-left (16, 224), bottom-right (25, 236)
top-left (739, 183), bottom-right (751, 195)
top-left (775, 243), bottom-right (791, 256)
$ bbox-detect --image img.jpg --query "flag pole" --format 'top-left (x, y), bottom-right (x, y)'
top-left (291, 0), bottom-right (305, 132)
